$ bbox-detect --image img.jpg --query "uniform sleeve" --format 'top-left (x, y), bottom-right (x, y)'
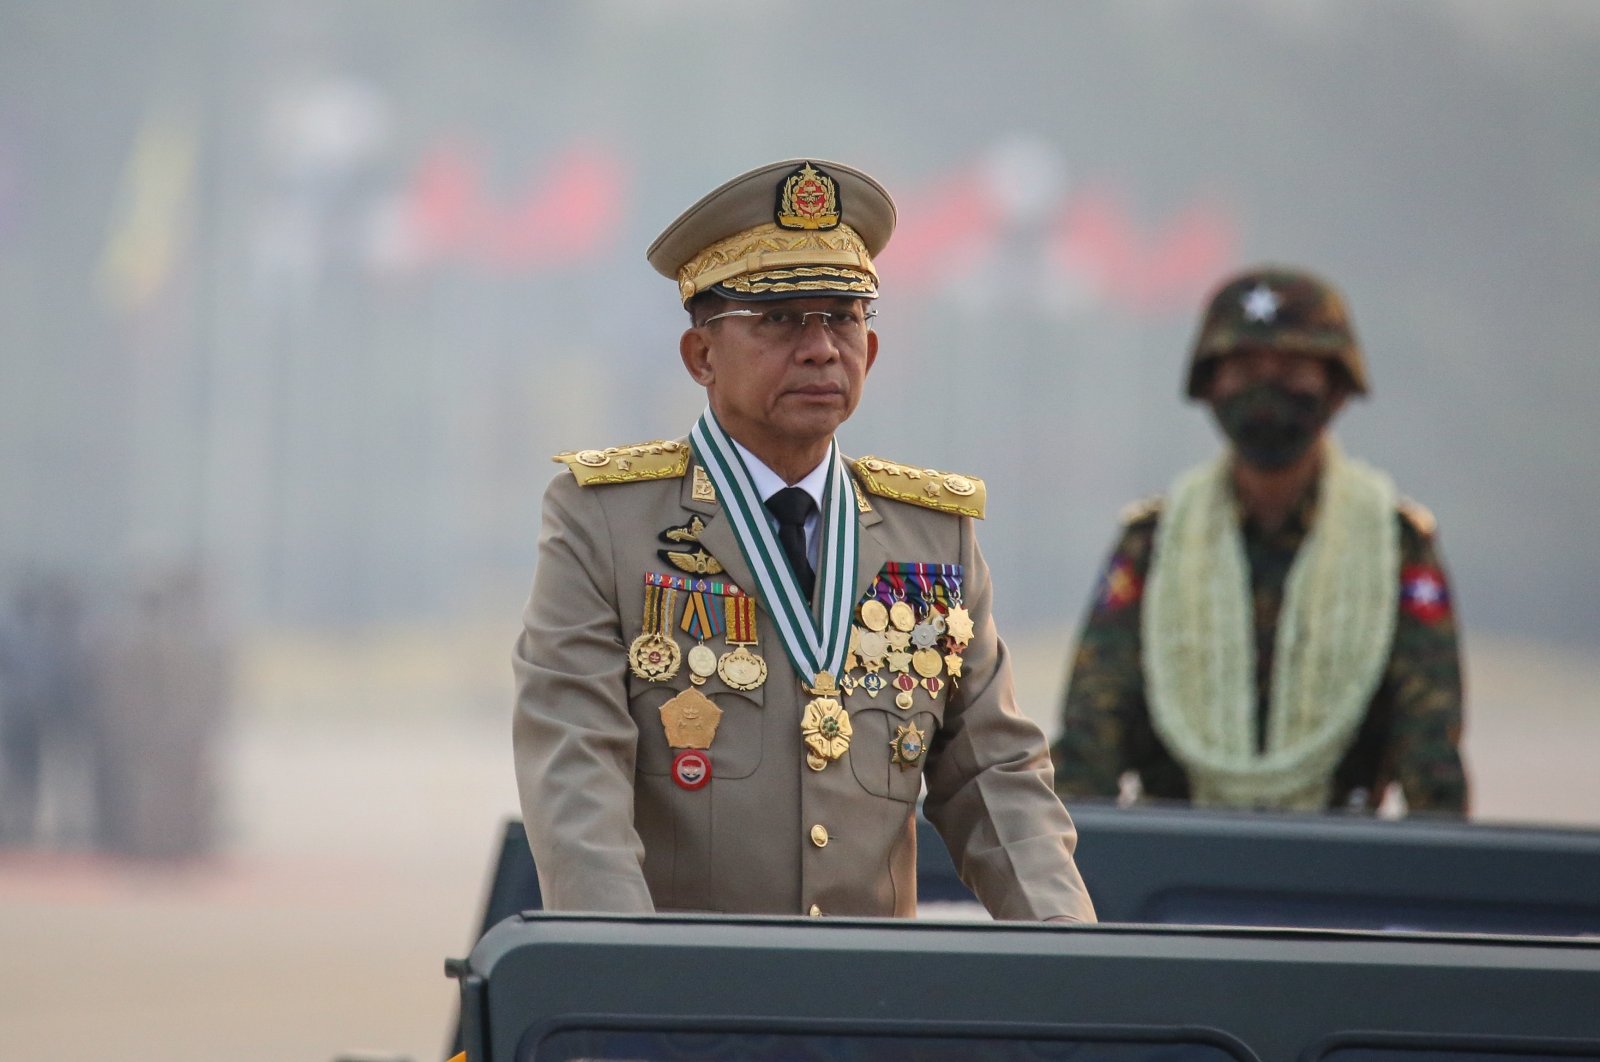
top-left (512, 473), bottom-right (655, 912)
top-left (1383, 520), bottom-right (1469, 814)
top-left (1051, 522), bottom-right (1156, 800)
top-left (920, 517), bottom-right (1097, 924)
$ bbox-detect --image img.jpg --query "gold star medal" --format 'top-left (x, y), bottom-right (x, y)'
top-left (857, 629), bottom-right (889, 670)
top-left (943, 652), bottom-right (964, 683)
top-left (628, 581), bottom-right (681, 682)
top-left (944, 604), bottom-right (975, 647)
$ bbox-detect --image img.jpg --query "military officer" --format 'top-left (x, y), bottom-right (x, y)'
top-left (1052, 266), bottom-right (1467, 814)
top-left (514, 159), bottom-right (1096, 921)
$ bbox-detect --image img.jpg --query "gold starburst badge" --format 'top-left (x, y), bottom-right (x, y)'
top-left (890, 721), bottom-right (927, 770)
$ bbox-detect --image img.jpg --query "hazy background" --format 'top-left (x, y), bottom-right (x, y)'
top-left (1, 2), bottom-right (1597, 1059)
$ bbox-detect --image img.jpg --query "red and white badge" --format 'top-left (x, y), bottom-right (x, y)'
top-left (671, 749), bottom-right (712, 791)
top-left (1401, 564), bottom-right (1451, 624)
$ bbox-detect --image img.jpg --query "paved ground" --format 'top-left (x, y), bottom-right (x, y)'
top-left (1, 627), bottom-right (1596, 1062)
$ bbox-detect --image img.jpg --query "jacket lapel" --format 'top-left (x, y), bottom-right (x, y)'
top-left (679, 462), bottom-right (760, 597)
top-left (683, 454), bottom-right (888, 630)
top-left (851, 470), bottom-right (888, 608)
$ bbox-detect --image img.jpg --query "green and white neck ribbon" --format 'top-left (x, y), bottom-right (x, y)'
top-left (690, 408), bottom-right (858, 685)
top-left (1142, 444), bottom-right (1399, 810)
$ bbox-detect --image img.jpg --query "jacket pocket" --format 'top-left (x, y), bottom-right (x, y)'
top-left (629, 659), bottom-right (764, 780)
top-left (847, 703), bottom-right (940, 803)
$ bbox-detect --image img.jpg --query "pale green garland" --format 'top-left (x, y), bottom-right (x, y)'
top-left (1142, 445), bottom-right (1399, 809)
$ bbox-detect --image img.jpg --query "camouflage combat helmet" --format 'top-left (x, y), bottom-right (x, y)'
top-left (1185, 266), bottom-right (1370, 399)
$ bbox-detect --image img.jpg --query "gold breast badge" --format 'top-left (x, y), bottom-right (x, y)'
top-left (890, 721), bottom-right (927, 770)
top-left (801, 672), bottom-right (851, 771)
top-left (629, 583), bottom-right (681, 682)
top-left (717, 593), bottom-right (768, 692)
top-left (859, 598), bottom-right (889, 632)
top-left (659, 687), bottom-right (723, 749)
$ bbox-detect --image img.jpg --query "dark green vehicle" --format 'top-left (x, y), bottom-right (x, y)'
top-left (435, 808), bottom-right (1600, 1061)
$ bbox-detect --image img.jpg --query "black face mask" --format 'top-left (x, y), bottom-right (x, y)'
top-left (1214, 383), bottom-right (1331, 469)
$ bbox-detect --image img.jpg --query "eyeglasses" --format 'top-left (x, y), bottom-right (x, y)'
top-left (700, 306), bottom-right (878, 341)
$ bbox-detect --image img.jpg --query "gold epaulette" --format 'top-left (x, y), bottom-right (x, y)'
top-left (551, 440), bottom-right (691, 486)
top-left (1119, 495), bottom-right (1164, 526)
top-left (852, 456), bottom-right (986, 519)
top-left (1398, 497), bottom-right (1437, 537)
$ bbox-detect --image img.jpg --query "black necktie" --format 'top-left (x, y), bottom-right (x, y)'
top-left (765, 486), bottom-right (817, 602)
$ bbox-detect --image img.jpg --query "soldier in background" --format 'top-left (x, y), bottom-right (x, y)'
top-left (1052, 266), bottom-right (1467, 814)
top-left (90, 561), bottom-right (231, 859)
top-left (0, 571), bottom-right (90, 844)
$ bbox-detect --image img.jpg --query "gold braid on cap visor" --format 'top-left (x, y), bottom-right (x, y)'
top-left (676, 222), bottom-right (878, 302)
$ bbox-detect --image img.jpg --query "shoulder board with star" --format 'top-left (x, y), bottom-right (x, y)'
top-left (1118, 495), bottom-right (1164, 527)
top-left (852, 456), bottom-right (986, 519)
top-left (551, 439), bottom-right (691, 486)
top-left (1397, 497), bottom-right (1437, 537)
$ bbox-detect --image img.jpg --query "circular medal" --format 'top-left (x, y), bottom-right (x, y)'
top-left (912, 647), bottom-right (944, 679)
top-left (806, 751), bottom-right (829, 772)
top-left (629, 632), bottom-right (681, 682)
top-left (889, 600), bottom-right (916, 632)
top-left (717, 645), bottom-right (768, 691)
top-left (929, 610), bottom-right (947, 635)
top-left (857, 630), bottom-right (889, 663)
top-left (910, 622), bottom-right (939, 648)
top-left (895, 690), bottom-right (914, 710)
top-left (687, 644), bottom-right (717, 684)
top-left (671, 749), bottom-right (711, 791)
top-left (859, 599), bottom-right (889, 632)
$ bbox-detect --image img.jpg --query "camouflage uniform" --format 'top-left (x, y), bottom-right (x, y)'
top-left (1052, 265), bottom-right (1466, 814)
top-left (1051, 492), bottom-right (1467, 812)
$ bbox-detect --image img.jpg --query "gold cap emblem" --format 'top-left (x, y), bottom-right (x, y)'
top-left (776, 162), bottom-right (840, 230)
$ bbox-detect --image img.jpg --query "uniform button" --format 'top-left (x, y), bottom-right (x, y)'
top-left (808, 904), bottom-right (823, 917)
top-left (810, 824), bottom-right (829, 848)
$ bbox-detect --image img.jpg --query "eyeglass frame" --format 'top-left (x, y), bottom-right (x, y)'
top-left (698, 306), bottom-right (879, 337)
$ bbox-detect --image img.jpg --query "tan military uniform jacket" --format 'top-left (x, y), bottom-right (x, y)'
top-left (513, 442), bottom-right (1095, 922)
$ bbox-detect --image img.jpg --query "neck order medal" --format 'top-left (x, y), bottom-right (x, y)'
top-left (802, 671), bottom-right (852, 772)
